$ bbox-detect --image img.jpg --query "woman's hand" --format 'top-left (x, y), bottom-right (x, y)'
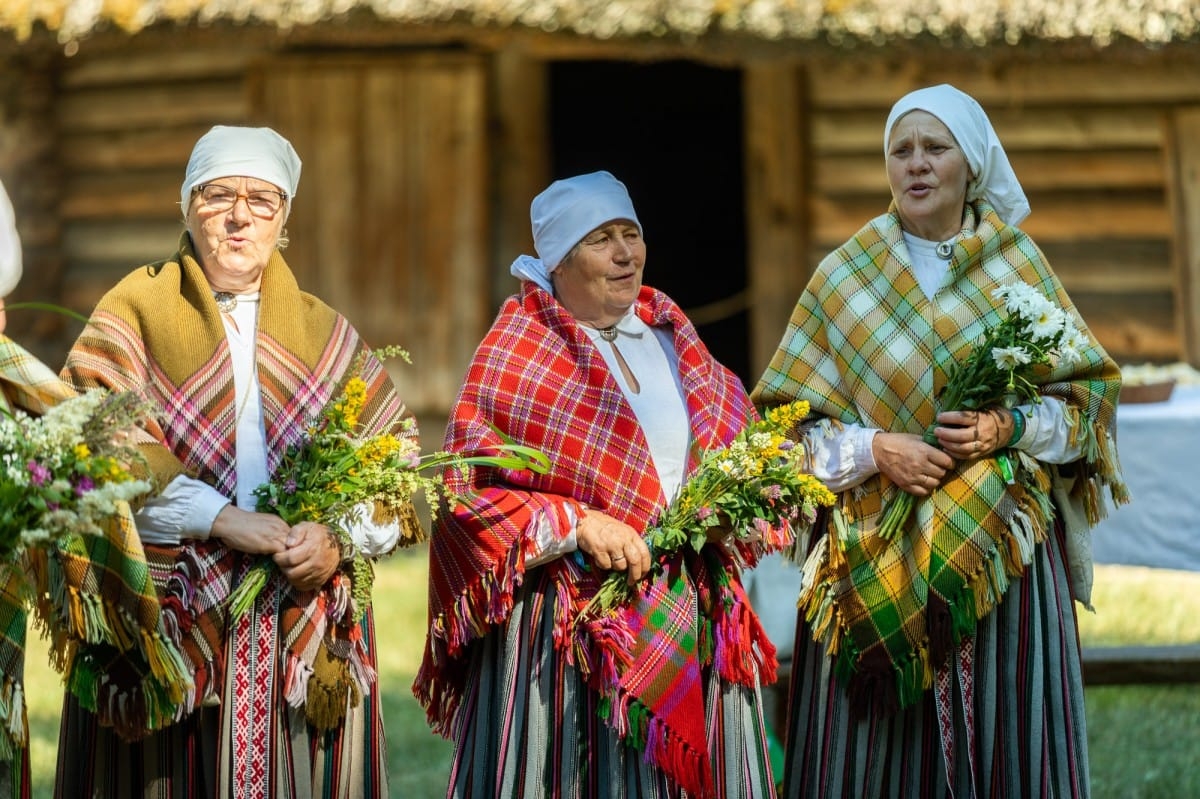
top-left (576, 510), bottom-right (652, 585)
top-left (274, 521), bottom-right (341, 593)
top-left (210, 505), bottom-right (291, 555)
top-left (872, 431), bottom-right (955, 497)
top-left (933, 409), bottom-right (1014, 461)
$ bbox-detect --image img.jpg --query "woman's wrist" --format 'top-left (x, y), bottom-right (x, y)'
top-left (1007, 407), bottom-right (1026, 448)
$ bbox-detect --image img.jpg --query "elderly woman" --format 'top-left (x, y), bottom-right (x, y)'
top-left (753, 84), bottom-right (1127, 797)
top-left (416, 171), bottom-right (781, 798)
top-left (55, 126), bottom-right (410, 798)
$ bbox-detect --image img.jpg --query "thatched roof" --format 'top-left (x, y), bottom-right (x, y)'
top-left (1, 0), bottom-right (1197, 47)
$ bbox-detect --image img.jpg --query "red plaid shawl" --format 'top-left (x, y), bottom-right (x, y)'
top-left (62, 235), bottom-right (408, 735)
top-left (416, 282), bottom-right (777, 798)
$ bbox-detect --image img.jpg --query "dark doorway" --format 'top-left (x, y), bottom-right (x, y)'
top-left (548, 60), bottom-right (749, 386)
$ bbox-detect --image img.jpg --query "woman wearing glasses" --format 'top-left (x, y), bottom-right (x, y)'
top-left (55, 125), bottom-right (409, 798)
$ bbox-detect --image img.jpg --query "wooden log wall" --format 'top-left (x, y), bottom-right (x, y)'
top-left (52, 41), bottom-right (255, 361)
top-left (0, 46), bottom-right (66, 356)
top-left (806, 57), bottom-right (1196, 367)
top-left (14, 24), bottom-right (1200, 395)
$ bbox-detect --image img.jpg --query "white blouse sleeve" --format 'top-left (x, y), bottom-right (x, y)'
top-left (134, 474), bottom-right (229, 544)
top-left (804, 419), bottom-right (881, 492)
top-left (1012, 396), bottom-right (1083, 463)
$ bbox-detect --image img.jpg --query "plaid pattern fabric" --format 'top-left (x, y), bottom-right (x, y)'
top-left (0, 339), bottom-right (74, 768)
top-left (417, 281), bottom-right (774, 798)
top-left (60, 236), bottom-right (405, 794)
top-left (754, 201), bottom-right (1125, 712)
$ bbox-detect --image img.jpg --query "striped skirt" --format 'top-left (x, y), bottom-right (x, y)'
top-left (782, 524), bottom-right (1090, 798)
top-left (446, 573), bottom-right (778, 798)
top-left (54, 608), bottom-right (389, 799)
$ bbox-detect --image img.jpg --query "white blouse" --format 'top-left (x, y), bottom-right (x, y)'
top-left (135, 293), bottom-right (399, 556)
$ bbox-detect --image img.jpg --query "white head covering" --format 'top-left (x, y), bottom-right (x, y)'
top-left (884, 84), bottom-right (1030, 226)
top-left (180, 125), bottom-right (302, 214)
top-left (0, 178), bottom-right (21, 298)
top-left (509, 171), bottom-right (641, 294)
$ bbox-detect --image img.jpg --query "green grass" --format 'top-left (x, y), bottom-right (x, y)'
top-left (18, 558), bottom-right (1200, 797)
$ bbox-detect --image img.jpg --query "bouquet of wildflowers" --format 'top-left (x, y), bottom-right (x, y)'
top-left (877, 280), bottom-right (1087, 539)
top-left (0, 390), bottom-right (154, 560)
top-left (228, 349), bottom-right (549, 619)
top-left (584, 400), bottom-right (836, 616)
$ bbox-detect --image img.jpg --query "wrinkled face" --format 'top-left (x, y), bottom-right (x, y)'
top-left (551, 220), bottom-right (645, 328)
top-left (886, 110), bottom-right (971, 242)
top-left (185, 176), bottom-right (288, 291)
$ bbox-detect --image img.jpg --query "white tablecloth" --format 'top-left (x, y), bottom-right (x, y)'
top-left (1091, 383), bottom-right (1200, 572)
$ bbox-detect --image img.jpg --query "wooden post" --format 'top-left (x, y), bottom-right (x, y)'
top-left (743, 63), bottom-right (811, 381)
top-left (1165, 107), bottom-right (1200, 367)
top-left (489, 48), bottom-right (548, 312)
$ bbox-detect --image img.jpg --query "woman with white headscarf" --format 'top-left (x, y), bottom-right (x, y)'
top-left (55, 126), bottom-right (412, 798)
top-left (416, 171), bottom-right (783, 798)
top-left (754, 85), bottom-right (1126, 797)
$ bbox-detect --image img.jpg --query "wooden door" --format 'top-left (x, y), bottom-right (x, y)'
top-left (255, 53), bottom-right (489, 414)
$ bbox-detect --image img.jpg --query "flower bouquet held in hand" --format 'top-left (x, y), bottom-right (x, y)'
top-left (228, 348), bottom-right (549, 619)
top-left (584, 400), bottom-right (836, 617)
top-left (877, 281), bottom-right (1087, 540)
top-left (0, 389), bottom-right (154, 560)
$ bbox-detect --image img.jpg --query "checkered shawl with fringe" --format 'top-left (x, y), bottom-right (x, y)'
top-left (0, 335), bottom-right (188, 751)
top-left (0, 335), bottom-right (76, 760)
top-left (60, 235), bottom-right (411, 737)
top-left (753, 201), bottom-right (1127, 715)
top-left (416, 282), bottom-right (780, 799)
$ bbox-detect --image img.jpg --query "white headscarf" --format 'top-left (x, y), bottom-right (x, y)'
top-left (884, 84), bottom-right (1030, 226)
top-left (509, 171), bottom-right (642, 294)
top-left (0, 178), bottom-right (21, 298)
top-left (181, 125), bottom-right (302, 215)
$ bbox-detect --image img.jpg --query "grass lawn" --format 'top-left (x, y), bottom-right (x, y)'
top-left (18, 556), bottom-right (1200, 797)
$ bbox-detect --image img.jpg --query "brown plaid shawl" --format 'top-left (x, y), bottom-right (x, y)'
top-left (417, 282), bottom-right (778, 798)
top-left (754, 201), bottom-right (1126, 714)
top-left (61, 234), bottom-right (410, 734)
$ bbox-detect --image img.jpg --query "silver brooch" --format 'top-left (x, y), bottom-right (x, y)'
top-left (214, 292), bottom-right (238, 313)
top-left (935, 241), bottom-right (955, 260)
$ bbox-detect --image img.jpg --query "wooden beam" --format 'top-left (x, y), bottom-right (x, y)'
top-left (1082, 645), bottom-right (1200, 686)
top-left (489, 48), bottom-right (548, 310)
top-left (1165, 107), bottom-right (1200, 366)
top-left (812, 59), bottom-right (1200, 108)
top-left (743, 63), bottom-right (810, 381)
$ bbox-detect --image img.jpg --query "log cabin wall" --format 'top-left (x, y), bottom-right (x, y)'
top-left (5, 23), bottom-right (1200, 418)
top-left (803, 54), bottom-right (1199, 368)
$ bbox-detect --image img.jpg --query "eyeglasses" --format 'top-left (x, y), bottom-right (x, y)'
top-left (197, 184), bottom-right (287, 218)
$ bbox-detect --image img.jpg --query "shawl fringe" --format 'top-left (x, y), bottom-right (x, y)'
top-left (0, 675), bottom-right (25, 758)
top-left (414, 538), bottom-right (530, 736)
top-left (804, 464), bottom-right (1060, 715)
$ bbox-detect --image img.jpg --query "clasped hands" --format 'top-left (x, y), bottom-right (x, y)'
top-left (576, 509), bottom-right (735, 585)
top-left (211, 505), bottom-right (341, 592)
top-left (873, 408), bottom-right (1017, 497)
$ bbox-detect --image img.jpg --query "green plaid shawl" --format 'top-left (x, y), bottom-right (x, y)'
top-left (753, 201), bottom-right (1126, 713)
top-left (0, 335), bottom-right (188, 748)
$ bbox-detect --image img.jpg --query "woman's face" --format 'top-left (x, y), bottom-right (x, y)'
top-left (552, 219), bottom-right (645, 328)
top-left (185, 176), bottom-right (287, 291)
top-left (887, 110), bottom-right (971, 242)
